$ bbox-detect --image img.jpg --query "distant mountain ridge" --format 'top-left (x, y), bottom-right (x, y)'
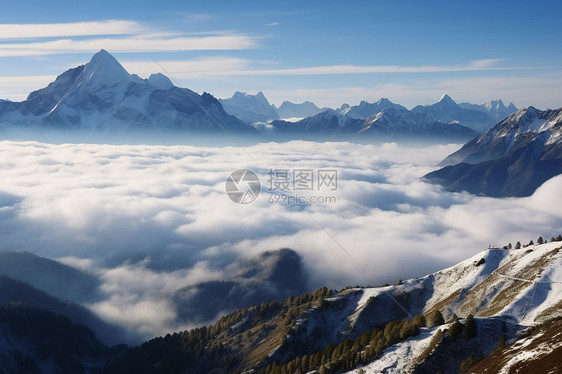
top-left (337, 98), bottom-right (408, 118)
top-left (275, 100), bottom-right (327, 119)
top-left (173, 248), bottom-right (307, 324)
top-left (269, 105), bottom-right (479, 141)
top-left (0, 49), bottom-right (520, 141)
top-left (0, 251), bottom-right (100, 303)
top-left (219, 92), bottom-right (326, 122)
top-left (219, 91), bottom-right (280, 124)
top-left (219, 92), bottom-right (518, 139)
top-left (0, 275), bottom-right (127, 345)
top-left (410, 94), bottom-right (499, 132)
top-left (459, 98), bottom-right (518, 122)
top-left (424, 106), bottom-right (562, 197)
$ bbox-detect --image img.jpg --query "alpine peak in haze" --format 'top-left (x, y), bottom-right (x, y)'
top-left (411, 94), bottom-right (503, 132)
top-left (337, 97), bottom-right (408, 119)
top-left (424, 106), bottom-right (562, 197)
top-left (269, 97), bottom-right (479, 142)
top-left (219, 92), bottom-right (328, 123)
top-left (0, 49), bottom-right (256, 134)
top-left (274, 100), bottom-right (326, 119)
top-left (459, 98), bottom-right (518, 122)
top-left (219, 91), bottom-right (280, 124)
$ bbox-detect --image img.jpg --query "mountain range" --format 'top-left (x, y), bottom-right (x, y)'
top-left (0, 239), bottom-right (560, 373)
top-left (0, 50), bottom-right (519, 141)
top-left (459, 99), bottom-right (519, 122)
top-left (220, 91), bottom-right (519, 141)
top-left (275, 100), bottom-right (327, 119)
top-left (0, 50), bottom-right (256, 136)
top-left (424, 106), bottom-right (562, 197)
top-left (108, 240), bottom-right (562, 373)
top-left (219, 92), bottom-right (327, 123)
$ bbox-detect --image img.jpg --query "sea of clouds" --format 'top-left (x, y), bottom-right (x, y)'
top-left (0, 139), bottom-right (561, 340)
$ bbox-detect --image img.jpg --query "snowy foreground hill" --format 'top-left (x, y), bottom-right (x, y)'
top-left (103, 241), bottom-right (562, 373)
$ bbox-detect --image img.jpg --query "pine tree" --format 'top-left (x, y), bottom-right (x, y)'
top-left (464, 314), bottom-right (477, 339)
top-left (448, 320), bottom-right (462, 340)
top-left (427, 310), bottom-right (445, 327)
top-left (515, 241), bottom-right (521, 249)
top-left (537, 236), bottom-right (544, 244)
top-left (412, 314), bottom-right (426, 328)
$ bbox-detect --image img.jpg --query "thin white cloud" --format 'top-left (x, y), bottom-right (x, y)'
top-left (81, 57), bottom-right (551, 78)
top-left (0, 35), bottom-right (259, 56)
top-left (0, 20), bottom-right (147, 39)
top-left (266, 22), bottom-right (279, 26)
top-left (259, 70), bottom-right (562, 109)
top-left (0, 75), bottom-right (57, 101)
top-left (194, 58), bottom-right (553, 76)
top-left (121, 57), bottom-right (250, 79)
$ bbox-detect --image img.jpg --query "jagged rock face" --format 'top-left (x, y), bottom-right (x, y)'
top-left (424, 107), bottom-right (562, 197)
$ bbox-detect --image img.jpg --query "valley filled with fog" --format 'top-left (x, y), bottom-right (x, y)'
top-left (0, 139), bottom-right (561, 341)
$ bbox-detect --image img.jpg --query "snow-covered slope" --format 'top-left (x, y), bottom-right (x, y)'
top-left (425, 106), bottom-right (562, 197)
top-left (101, 241), bottom-right (562, 373)
top-left (219, 91), bottom-right (280, 124)
top-left (303, 242), bottom-right (561, 373)
top-left (0, 49), bottom-right (256, 135)
top-left (333, 242), bottom-right (561, 336)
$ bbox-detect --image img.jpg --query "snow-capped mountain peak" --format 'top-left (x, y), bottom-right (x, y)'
top-left (0, 49), bottom-right (257, 134)
top-left (79, 49), bottom-right (131, 88)
top-left (437, 93), bottom-right (457, 106)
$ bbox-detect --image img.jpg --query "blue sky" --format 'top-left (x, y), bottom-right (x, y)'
top-left (0, 0), bottom-right (560, 108)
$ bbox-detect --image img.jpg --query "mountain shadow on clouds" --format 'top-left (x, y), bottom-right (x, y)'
top-left (172, 248), bottom-right (307, 324)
